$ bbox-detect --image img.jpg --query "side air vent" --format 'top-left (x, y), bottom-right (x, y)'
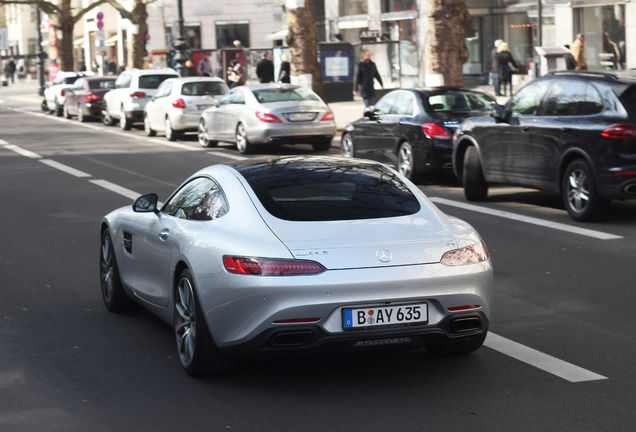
top-left (123, 232), bottom-right (133, 254)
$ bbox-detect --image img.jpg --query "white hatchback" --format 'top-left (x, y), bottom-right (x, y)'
top-left (143, 77), bottom-right (229, 141)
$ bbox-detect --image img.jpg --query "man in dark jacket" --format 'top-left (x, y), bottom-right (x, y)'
top-left (256, 52), bottom-right (274, 83)
top-left (354, 50), bottom-right (384, 109)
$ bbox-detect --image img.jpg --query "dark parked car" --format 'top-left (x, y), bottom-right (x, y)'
top-left (453, 71), bottom-right (636, 221)
top-left (63, 76), bottom-right (117, 122)
top-left (341, 88), bottom-right (497, 181)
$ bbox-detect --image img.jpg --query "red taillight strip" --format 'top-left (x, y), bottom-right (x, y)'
top-left (256, 111), bottom-right (281, 123)
top-left (321, 110), bottom-right (334, 121)
top-left (614, 171), bottom-right (636, 176)
top-left (448, 305), bottom-right (480, 312)
top-left (274, 318), bottom-right (321, 324)
top-left (223, 256), bottom-right (326, 276)
top-left (422, 123), bottom-right (451, 140)
top-left (601, 124), bottom-right (636, 139)
top-left (172, 98), bottom-right (186, 109)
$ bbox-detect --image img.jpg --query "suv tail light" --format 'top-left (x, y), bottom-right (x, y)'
top-left (85, 93), bottom-right (102, 102)
top-left (60, 88), bottom-right (66, 97)
top-left (440, 241), bottom-right (489, 266)
top-left (423, 123), bottom-right (451, 140)
top-left (256, 112), bottom-right (281, 123)
top-left (601, 124), bottom-right (636, 139)
top-left (223, 256), bottom-right (326, 276)
top-left (130, 91), bottom-right (146, 99)
top-left (321, 110), bottom-right (334, 121)
top-left (172, 98), bottom-right (186, 109)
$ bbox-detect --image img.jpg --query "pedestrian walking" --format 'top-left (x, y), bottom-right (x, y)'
top-left (197, 53), bottom-right (212, 77)
top-left (354, 50), bottom-right (384, 109)
top-left (570, 34), bottom-right (587, 70)
top-left (491, 39), bottom-right (502, 96)
top-left (227, 57), bottom-right (244, 88)
top-left (256, 51), bottom-right (275, 83)
top-left (496, 42), bottom-right (517, 97)
top-left (7, 59), bottom-right (16, 84)
top-left (602, 32), bottom-right (621, 69)
top-left (278, 54), bottom-right (291, 83)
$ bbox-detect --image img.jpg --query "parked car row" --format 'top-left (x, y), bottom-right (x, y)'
top-left (48, 68), bottom-right (337, 155)
top-left (341, 70), bottom-right (636, 222)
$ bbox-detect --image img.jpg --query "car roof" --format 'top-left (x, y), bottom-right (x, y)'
top-left (122, 68), bottom-right (178, 76)
top-left (544, 70), bottom-right (636, 85)
top-left (241, 83), bottom-right (305, 91)
top-left (165, 76), bottom-right (226, 84)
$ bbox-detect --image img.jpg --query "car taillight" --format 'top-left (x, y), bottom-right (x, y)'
top-left (321, 110), bottom-right (334, 121)
top-left (440, 241), bottom-right (489, 266)
top-left (85, 93), bottom-right (102, 102)
top-left (60, 88), bottom-right (66, 96)
top-left (172, 98), bottom-right (186, 109)
top-left (223, 256), bottom-right (326, 276)
top-left (256, 112), bottom-right (281, 123)
top-left (130, 91), bottom-right (146, 98)
top-left (422, 123), bottom-right (451, 140)
top-left (601, 124), bottom-right (636, 139)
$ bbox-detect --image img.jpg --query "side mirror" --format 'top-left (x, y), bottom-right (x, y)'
top-left (363, 108), bottom-right (377, 119)
top-left (133, 193), bottom-right (158, 213)
top-left (491, 105), bottom-right (505, 122)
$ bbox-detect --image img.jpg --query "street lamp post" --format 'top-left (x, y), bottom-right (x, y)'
top-left (172, 0), bottom-right (188, 76)
top-left (35, 6), bottom-right (45, 96)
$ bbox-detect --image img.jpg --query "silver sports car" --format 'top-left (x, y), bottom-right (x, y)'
top-left (100, 156), bottom-right (493, 376)
top-left (197, 84), bottom-right (336, 153)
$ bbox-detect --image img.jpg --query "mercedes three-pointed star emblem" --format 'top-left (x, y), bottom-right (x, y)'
top-left (376, 248), bottom-right (392, 263)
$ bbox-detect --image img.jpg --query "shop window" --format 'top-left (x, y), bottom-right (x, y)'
top-left (382, 1), bottom-right (415, 12)
top-left (216, 21), bottom-right (250, 48)
top-left (165, 24), bottom-right (202, 51)
top-left (341, 1), bottom-right (368, 15)
top-left (574, 5), bottom-right (625, 70)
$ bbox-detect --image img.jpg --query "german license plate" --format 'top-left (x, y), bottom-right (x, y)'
top-left (288, 112), bottom-right (316, 121)
top-left (343, 303), bottom-right (428, 329)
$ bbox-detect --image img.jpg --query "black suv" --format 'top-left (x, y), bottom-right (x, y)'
top-left (453, 71), bottom-right (636, 221)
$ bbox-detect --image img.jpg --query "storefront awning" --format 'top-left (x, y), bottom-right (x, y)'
top-left (267, 28), bottom-right (288, 40)
top-left (380, 10), bottom-right (418, 21)
top-left (337, 15), bottom-right (370, 30)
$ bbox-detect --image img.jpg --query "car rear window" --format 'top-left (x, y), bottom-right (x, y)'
top-left (427, 92), bottom-right (495, 113)
top-left (620, 85), bottom-right (636, 115)
top-left (181, 81), bottom-right (228, 96)
top-left (138, 74), bottom-right (178, 89)
top-left (232, 158), bottom-right (421, 221)
top-left (252, 88), bottom-right (320, 103)
top-left (89, 80), bottom-right (116, 90)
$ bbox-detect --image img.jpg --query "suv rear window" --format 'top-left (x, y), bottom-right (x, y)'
top-left (233, 158), bottom-right (421, 221)
top-left (620, 85), bottom-right (636, 115)
top-left (138, 74), bottom-right (178, 89)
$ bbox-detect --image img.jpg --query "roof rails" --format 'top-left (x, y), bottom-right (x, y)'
top-left (546, 70), bottom-right (619, 80)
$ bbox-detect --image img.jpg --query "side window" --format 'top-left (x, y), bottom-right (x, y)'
top-left (374, 92), bottom-right (399, 115)
top-left (392, 92), bottom-right (415, 115)
top-left (163, 177), bottom-right (228, 221)
top-left (579, 83), bottom-right (604, 115)
top-left (115, 74), bottom-right (131, 89)
top-left (509, 80), bottom-right (550, 117)
top-left (155, 81), bottom-right (172, 98)
top-left (73, 79), bottom-right (86, 90)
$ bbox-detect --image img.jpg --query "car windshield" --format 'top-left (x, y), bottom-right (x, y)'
top-left (427, 92), bottom-right (495, 113)
top-left (89, 80), bottom-right (116, 90)
top-left (181, 81), bottom-right (228, 96)
top-left (252, 87), bottom-right (320, 103)
top-left (138, 74), bottom-right (178, 89)
top-left (232, 157), bottom-right (421, 221)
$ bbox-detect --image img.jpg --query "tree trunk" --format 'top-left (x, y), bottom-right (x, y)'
top-left (425, 0), bottom-right (470, 87)
top-left (285, 0), bottom-right (324, 99)
top-left (130, 0), bottom-right (148, 69)
top-left (58, 0), bottom-right (74, 71)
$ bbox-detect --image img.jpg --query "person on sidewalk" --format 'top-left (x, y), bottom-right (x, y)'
top-left (491, 39), bottom-right (503, 96)
top-left (278, 53), bottom-right (291, 83)
top-left (496, 42), bottom-right (518, 97)
top-left (570, 34), bottom-right (587, 70)
top-left (256, 51), bottom-right (274, 83)
top-left (602, 32), bottom-right (621, 70)
top-left (353, 50), bottom-right (384, 109)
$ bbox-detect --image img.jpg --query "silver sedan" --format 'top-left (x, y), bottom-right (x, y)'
top-left (100, 156), bottom-right (493, 376)
top-left (144, 77), bottom-right (229, 141)
top-left (197, 84), bottom-right (336, 153)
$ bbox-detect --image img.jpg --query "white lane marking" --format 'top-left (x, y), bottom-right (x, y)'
top-left (39, 159), bottom-right (91, 178)
top-left (3, 143), bottom-right (42, 159)
top-left (207, 150), bottom-right (248, 161)
top-left (429, 197), bottom-right (622, 240)
top-left (0, 139), bottom-right (8, 145)
top-left (485, 332), bottom-right (607, 382)
top-left (89, 179), bottom-right (140, 201)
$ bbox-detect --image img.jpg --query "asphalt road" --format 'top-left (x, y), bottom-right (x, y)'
top-left (1, 85), bottom-right (636, 431)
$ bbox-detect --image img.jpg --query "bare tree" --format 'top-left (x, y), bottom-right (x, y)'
top-left (425, 0), bottom-right (470, 86)
top-left (285, 0), bottom-right (324, 99)
top-left (105, 0), bottom-right (154, 69)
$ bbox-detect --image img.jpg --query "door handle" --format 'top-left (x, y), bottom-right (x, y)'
top-left (158, 229), bottom-right (170, 241)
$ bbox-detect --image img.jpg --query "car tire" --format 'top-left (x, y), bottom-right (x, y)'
top-left (100, 230), bottom-right (135, 313)
top-left (77, 105), bottom-right (87, 122)
top-left (397, 141), bottom-right (419, 182)
top-left (55, 101), bottom-right (64, 117)
top-left (102, 105), bottom-right (115, 126)
top-left (41, 99), bottom-right (49, 112)
top-left (144, 115), bottom-right (156, 137)
top-left (235, 123), bottom-right (253, 154)
top-left (63, 103), bottom-right (72, 119)
top-left (562, 159), bottom-right (609, 222)
top-left (120, 107), bottom-right (132, 130)
top-left (197, 120), bottom-right (217, 148)
top-left (174, 269), bottom-right (236, 376)
top-left (312, 140), bottom-right (332, 152)
top-left (426, 331), bottom-right (487, 356)
top-left (463, 146), bottom-right (488, 201)
top-left (165, 117), bottom-right (179, 141)
top-left (341, 133), bottom-right (355, 158)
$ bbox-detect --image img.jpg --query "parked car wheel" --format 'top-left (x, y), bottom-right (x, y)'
top-left (562, 159), bottom-right (609, 222)
top-left (102, 106), bottom-right (115, 126)
top-left (144, 115), bottom-right (156, 137)
top-left (341, 133), bottom-right (354, 158)
top-left (41, 99), bottom-right (49, 112)
top-left (55, 101), bottom-right (64, 117)
top-left (197, 120), bottom-right (217, 148)
top-left (120, 107), bottom-right (132, 130)
top-left (235, 123), bottom-right (253, 154)
top-left (100, 230), bottom-right (135, 312)
top-left (463, 146), bottom-right (488, 201)
top-left (165, 117), bottom-right (179, 141)
top-left (174, 269), bottom-right (235, 376)
top-left (397, 141), bottom-right (419, 181)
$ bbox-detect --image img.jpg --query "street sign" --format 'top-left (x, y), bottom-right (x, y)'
top-left (96, 12), bottom-right (104, 21)
top-left (97, 20), bottom-right (104, 30)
